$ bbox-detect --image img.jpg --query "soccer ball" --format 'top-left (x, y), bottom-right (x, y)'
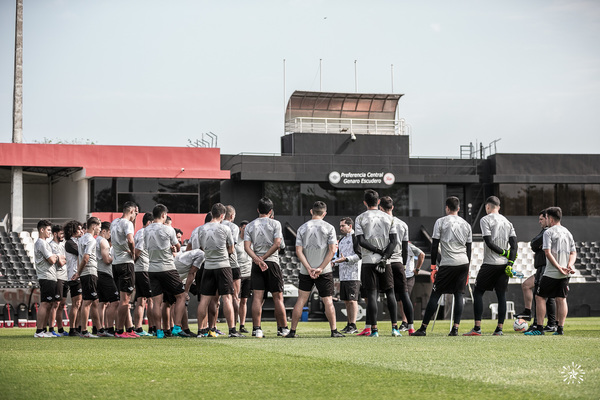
top-left (513, 318), bottom-right (529, 332)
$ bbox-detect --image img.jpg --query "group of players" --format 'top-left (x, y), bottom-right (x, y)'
top-left (32, 189), bottom-right (575, 338)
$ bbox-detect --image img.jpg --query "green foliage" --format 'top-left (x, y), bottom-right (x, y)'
top-left (0, 318), bottom-right (598, 399)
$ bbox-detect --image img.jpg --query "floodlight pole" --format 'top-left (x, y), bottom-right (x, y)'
top-left (11, 0), bottom-right (24, 232)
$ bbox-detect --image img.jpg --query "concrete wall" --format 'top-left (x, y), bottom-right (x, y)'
top-left (51, 174), bottom-right (88, 222)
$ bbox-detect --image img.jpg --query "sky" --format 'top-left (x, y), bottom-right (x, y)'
top-left (0, 0), bottom-right (599, 157)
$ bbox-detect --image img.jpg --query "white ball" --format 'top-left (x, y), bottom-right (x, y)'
top-left (513, 318), bottom-right (529, 332)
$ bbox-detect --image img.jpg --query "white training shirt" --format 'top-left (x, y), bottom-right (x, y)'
top-left (432, 214), bottom-right (472, 266)
top-left (295, 219), bottom-right (337, 275)
top-left (197, 222), bottom-right (234, 270)
top-left (144, 223), bottom-right (178, 273)
top-left (110, 217), bottom-right (135, 264)
top-left (355, 209), bottom-right (397, 264)
top-left (244, 217), bottom-right (283, 264)
top-left (480, 213), bottom-right (516, 265)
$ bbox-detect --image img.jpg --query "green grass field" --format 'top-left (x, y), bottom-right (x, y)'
top-left (1, 318), bottom-right (599, 400)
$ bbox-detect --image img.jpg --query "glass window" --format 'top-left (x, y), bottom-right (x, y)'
top-left (264, 182), bottom-right (300, 216)
top-left (499, 184), bottom-right (527, 215)
top-left (409, 185), bottom-right (445, 217)
top-left (91, 178), bottom-right (116, 212)
top-left (199, 181), bottom-right (220, 213)
top-left (584, 184), bottom-right (600, 216)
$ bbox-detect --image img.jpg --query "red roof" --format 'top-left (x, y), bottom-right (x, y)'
top-left (0, 143), bottom-right (229, 179)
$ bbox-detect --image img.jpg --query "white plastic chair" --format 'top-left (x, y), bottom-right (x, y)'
top-left (489, 301), bottom-right (515, 320)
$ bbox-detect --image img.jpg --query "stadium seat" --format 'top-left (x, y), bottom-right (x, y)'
top-left (489, 301), bottom-right (515, 320)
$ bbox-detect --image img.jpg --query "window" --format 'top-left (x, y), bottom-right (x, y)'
top-left (499, 184), bottom-right (600, 216)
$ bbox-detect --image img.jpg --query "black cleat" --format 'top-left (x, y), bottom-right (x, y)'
top-left (411, 328), bottom-right (427, 336)
top-left (331, 330), bottom-right (345, 338)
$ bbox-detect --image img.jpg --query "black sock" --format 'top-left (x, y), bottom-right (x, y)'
top-left (372, 327), bottom-right (378, 332)
top-left (331, 329), bottom-right (338, 334)
top-left (288, 329), bottom-right (296, 336)
top-left (419, 324), bottom-right (427, 331)
top-left (36, 329), bottom-right (43, 334)
top-left (392, 324), bottom-right (398, 330)
top-left (81, 330), bottom-right (88, 335)
top-left (239, 324), bottom-right (245, 329)
top-left (350, 323), bottom-right (356, 328)
top-left (48, 327), bottom-right (54, 332)
top-left (58, 328), bottom-right (64, 333)
top-left (117, 329), bottom-right (124, 334)
top-left (108, 327), bottom-right (115, 334)
top-left (184, 328), bottom-right (192, 334)
top-left (229, 327), bottom-right (237, 334)
top-left (494, 326), bottom-right (502, 332)
top-left (126, 327), bottom-right (134, 333)
top-left (135, 327), bottom-right (143, 333)
top-left (92, 326), bottom-right (98, 335)
top-left (473, 326), bottom-right (481, 331)
top-left (253, 326), bottom-right (261, 331)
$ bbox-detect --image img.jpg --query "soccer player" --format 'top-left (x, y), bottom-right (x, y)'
top-left (96, 221), bottom-right (119, 337)
top-left (236, 220), bottom-right (252, 333)
top-left (33, 220), bottom-right (59, 338)
top-left (111, 201), bottom-right (138, 337)
top-left (133, 212), bottom-right (154, 336)
top-left (331, 217), bottom-right (361, 334)
top-left (516, 210), bottom-right (558, 332)
top-left (72, 217), bottom-right (102, 338)
top-left (174, 248), bottom-right (205, 337)
top-left (221, 205), bottom-right (242, 325)
top-left (412, 196), bottom-right (472, 336)
top-left (145, 204), bottom-right (185, 338)
top-left (196, 203), bottom-right (243, 337)
top-left (464, 196), bottom-right (517, 336)
top-left (398, 243), bottom-right (425, 331)
top-left (525, 207), bottom-right (576, 336)
top-left (244, 197), bottom-right (289, 338)
top-left (63, 220), bottom-right (83, 336)
top-left (355, 189), bottom-right (400, 337)
top-left (49, 225), bottom-right (67, 336)
top-left (379, 196), bottom-right (414, 335)
top-left (286, 201), bottom-right (343, 338)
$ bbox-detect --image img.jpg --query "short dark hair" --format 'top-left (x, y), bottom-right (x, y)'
top-left (225, 205), bottom-right (236, 219)
top-left (446, 196), bottom-right (460, 212)
top-left (166, 216), bottom-right (172, 222)
top-left (239, 220), bottom-right (249, 228)
top-left (379, 196), bottom-right (393, 211)
top-left (364, 189), bottom-right (379, 207)
top-left (142, 212), bottom-right (153, 225)
top-left (211, 203), bottom-right (227, 219)
top-left (37, 219), bottom-right (52, 231)
top-left (100, 221), bottom-right (111, 232)
top-left (123, 201), bottom-right (137, 214)
top-left (204, 213), bottom-right (213, 223)
top-left (340, 217), bottom-right (353, 227)
top-left (258, 197), bottom-right (274, 215)
top-left (485, 196), bottom-right (501, 207)
top-left (87, 217), bottom-right (101, 228)
top-left (153, 204), bottom-right (168, 219)
top-left (174, 228), bottom-right (183, 236)
top-left (51, 225), bottom-right (63, 234)
top-left (539, 209), bottom-right (547, 217)
top-left (312, 201), bottom-right (327, 216)
top-left (546, 206), bottom-right (562, 222)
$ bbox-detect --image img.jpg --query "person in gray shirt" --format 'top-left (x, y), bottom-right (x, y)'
top-left (49, 224), bottom-right (67, 336)
top-left (413, 197), bottom-right (472, 337)
top-left (244, 197), bottom-right (289, 338)
top-left (221, 205), bottom-right (241, 327)
top-left (33, 220), bottom-right (59, 338)
top-left (286, 201), bottom-right (343, 338)
top-left (133, 213), bottom-right (154, 336)
top-left (236, 220), bottom-right (253, 333)
top-left (96, 221), bottom-right (118, 337)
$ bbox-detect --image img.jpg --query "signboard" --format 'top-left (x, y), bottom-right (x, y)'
top-left (328, 171), bottom-right (395, 188)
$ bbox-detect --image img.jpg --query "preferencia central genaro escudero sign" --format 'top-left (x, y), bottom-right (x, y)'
top-left (328, 171), bottom-right (395, 188)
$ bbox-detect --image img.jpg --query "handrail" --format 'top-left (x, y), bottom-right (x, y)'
top-left (284, 117), bottom-right (406, 135)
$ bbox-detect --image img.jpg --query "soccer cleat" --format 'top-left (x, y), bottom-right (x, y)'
top-left (398, 322), bottom-right (409, 332)
top-left (340, 325), bottom-right (351, 334)
top-left (408, 328), bottom-right (415, 335)
top-left (345, 326), bottom-right (358, 334)
top-left (252, 329), bottom-right (264, 338)
top-left (136, 330), bottom-right (152, 337)
top-left (207, 329), bottom-right (218, 338)
top-left (82, 332), bottom-right (99, 338)
top-left (462, 329), bottom-right (482, 336)
top-left (97, 331), bottom-right (114, 337)
top-left (543, 325), bottom-right (558, 333)
top-left (60, 331), bottom-right (69, 337)
top-left (171, 325), bottom-right (183, 336)
top-left (368, 330), bottom-right (379, 337)
top-left (214, 328), bottom-right (225, 336)
top-left (278, 327), bottom-right (290, 337)
top-left (284, 331), bottom-right (299, 338)
top-left (156, 329), bottom-right (165, 339)
top-left (448, 328), bottom-right (458, 336)
top-left (524, 327), bottom-right (544, 335)
top-left (49, 331), bottom-right (61, 337)
top-left (492, 330), bottom-right (503, 336)
top-left (553, 328), bottom-right (564, 336)
top-left (239, 326), bottom-right (249, 334)
top-left (357, 328), bottom-right (371, 336)
top-left (197, 329), bottom-right (208, 337)
top-left (176, 330), bottom-right (192, 338)
top-left (411, 328), bottom-right (426, 336)
top-left (229, 331), bottom-right (245, 338)
top-left (391, 328), bottom-right (402, 337)
top-left (115, 332), bottom-right (130, 338)
top-left (126, 331), bottom-right (140, 338)
top-left (515, 310), bottom-right (532, 321)
top-left (331, 330), bottom-right (345, 338)
top-left (34, 331), bottom-right (55, 338)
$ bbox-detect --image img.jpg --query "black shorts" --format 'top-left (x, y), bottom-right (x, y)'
top-left (97, 272), bottom-right (119, 303)
top-left (195, 265), bottom-right (204, 300)
top-left (163, 292), bottom-right (176, 305)
top-left (475, 264), bottom-right (509, 292)
top-left (232, 267), bottom-right (241, 280)
top-left (534, 266), bottom-right (546, 289)
top-left (537, 276), bottom-right (569, 299)
top-left (39, 279), bottom-right (58, 303)
top-left (240, 277), bottom-right (252, 298)
top-left (55, 279), bottom-right (65, 300)
top-left (149, 270), bottom-right (185, 298)
top-left (251, 261), bottom-right (284, 293)
top-left (406, 276), bottom-right (416, 295)
top-left (64, 280), bottom-right (82, 298)
top-left (112, 263), bottom-right (135, 293)
top-left (298, 272), bottom-right (334, 297)
top-left (80, 275), bottom-right (99, 301)
top-left (361, 262), bottom-right (394, 291)
top-left (134, 271), bottom-right (153, 300)
top-left (433, 264), bottom-right (469, 294)
top-left (391, 262), bottom-right (408, 300)
top-left (200, 267), bottom-right (234, 296)
top-left (340, 280), bottom-right (361, 301)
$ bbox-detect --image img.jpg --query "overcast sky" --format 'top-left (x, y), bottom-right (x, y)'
top-left (1, 0), bottom-right (599, 157)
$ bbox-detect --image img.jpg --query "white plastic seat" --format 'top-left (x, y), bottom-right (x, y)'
top-left (489, 301), bottom-right (515, 320)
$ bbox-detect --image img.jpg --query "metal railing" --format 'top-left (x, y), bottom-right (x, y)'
top-left (285, 117), bottom-right (408, 135)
